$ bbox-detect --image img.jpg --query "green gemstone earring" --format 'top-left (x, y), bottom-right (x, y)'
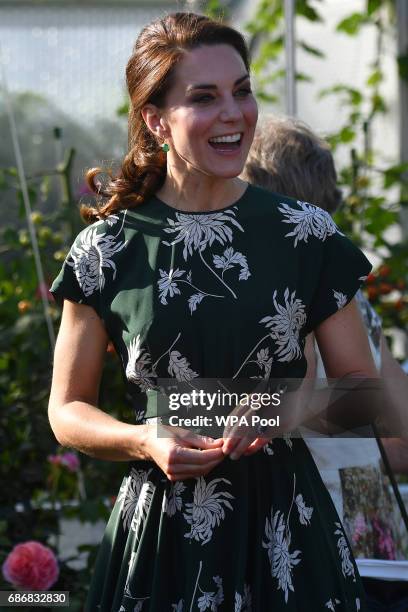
top-left (161, 143), bottom-right (170, 153)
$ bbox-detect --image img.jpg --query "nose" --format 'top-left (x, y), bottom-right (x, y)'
top-left (219, 93), bottom-right (243, 122)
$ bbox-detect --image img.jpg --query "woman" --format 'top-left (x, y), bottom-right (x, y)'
top-left (49, 12), bottom-right (377, 611)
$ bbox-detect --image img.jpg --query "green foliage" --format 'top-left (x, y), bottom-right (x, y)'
top-left (336, 12), bottom-right (368, 36)
top-left (0, 154), bottom-right (131, 600)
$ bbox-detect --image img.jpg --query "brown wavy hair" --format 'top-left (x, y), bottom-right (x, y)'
top-left (241, 115), bottom-right (342, 214)
top-left (81, 12), bottom-right (250, 223)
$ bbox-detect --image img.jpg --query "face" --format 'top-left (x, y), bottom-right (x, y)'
top-left (143, 44), bottom-right (258, 179)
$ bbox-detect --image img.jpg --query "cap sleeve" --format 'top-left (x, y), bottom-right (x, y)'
top-left (50, 225), bottom-right (102, 319)
top-left (305, 230), bottom-right (372, 334)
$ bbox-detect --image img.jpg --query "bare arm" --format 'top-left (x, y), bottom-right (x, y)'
top-left (48, 299), bottom-right (150, 461)
top-left (379, 332), bottom-right (408, 470)
top-left (48, 300), bottom-right (224, 478)
top-left (314, 298), bottom-right (377, 379)
top-left (314, 298), bottom-right (399, 435)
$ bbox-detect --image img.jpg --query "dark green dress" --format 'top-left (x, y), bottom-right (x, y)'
top-left (50, 183), bottom-right (372, 612)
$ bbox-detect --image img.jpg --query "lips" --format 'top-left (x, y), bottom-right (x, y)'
top-left (208, 133), bottom-right (243, 151)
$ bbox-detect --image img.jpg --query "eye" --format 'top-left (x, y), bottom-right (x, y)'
top-left (191, 94), bottom-right (215, 103)
top-left (192, 87), bottom-right (252, 102)
top-left (235, 87), bottom-right (252, 97)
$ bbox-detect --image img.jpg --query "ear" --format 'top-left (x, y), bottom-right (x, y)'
top-left (141, 104), bottom-right (168, 140)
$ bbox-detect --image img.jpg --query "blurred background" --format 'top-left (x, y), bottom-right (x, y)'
top-left (0, 0), bottom-right (407, 608)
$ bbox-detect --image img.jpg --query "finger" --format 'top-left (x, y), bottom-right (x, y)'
top-left (172, 446), bottom-right (225, 465)
top-left (179, 431), bottom-right (225, 450)
top-left (243, 437), bottom-right (270, 455)
top-left (228, 436), bottom-right (255, 460)
top-left (222, 431), bottom-right (255, 455)
top-left (169, 456), bottom-right (224, 475)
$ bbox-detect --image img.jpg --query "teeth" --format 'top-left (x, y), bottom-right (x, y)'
top-left (209, 133), bottom-right (241, 144)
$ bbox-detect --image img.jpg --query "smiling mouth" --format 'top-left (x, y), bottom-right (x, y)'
top-left (208, 133), bottom-right (243, 151)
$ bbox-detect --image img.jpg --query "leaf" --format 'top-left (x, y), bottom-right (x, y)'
top-left (383, 163), bottom-right (408, 188)
top-left (295, 72), bottom-right (313, 83)
top-left (188, 293), bottom-right (205, 314)
top-left (318, 85), bottom-right (362, 107)
top-left (371, 92), bottom-right (387, 113)
top-left (336, 12), bottom-right (368, 35)
top-left (296, 1), bottom-right (323, 22)
top-left (298, 40), bottom-right (325, 58)
top-left (255, 91), bottom-right (279, 104)
top-left (339, 126), bottom-right (356, 143)
top-left (367, 0), bottom-right (381, 16)
top-left (366, 68), bottom-right (383, 87)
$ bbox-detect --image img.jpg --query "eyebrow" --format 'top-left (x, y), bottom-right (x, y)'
top-left (186, 74), bottom-right (250, 93)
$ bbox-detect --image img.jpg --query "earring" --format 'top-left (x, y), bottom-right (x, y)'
top-left (161, 142), bottom-right (170, 153)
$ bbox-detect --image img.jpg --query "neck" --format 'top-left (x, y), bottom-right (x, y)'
top-left (155, 162), bottom-right (247, 212)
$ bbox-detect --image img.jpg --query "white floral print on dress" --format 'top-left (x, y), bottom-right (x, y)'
top-left (213, 246), bottom-right (251, 281)
top-left (260, 289), bottom-right (306, 362)
top-left (278, 200), bottom-right (344, 247)
top-left (197, 575), bottom-right (224, 611)
top-left (333, 290), bottom-right (347, 309)
top-left (325, 598), bottom-right (341, 610)
top-left (334, 522), bottom-right (356, 581)
top-left (262, 507), bottom-right (301, 603)
top-left (163, 209), bottom-right (244, 260)
top-left (295, 494), bottom-right (314, 526)
top-left (117, 468), bottom-right (155, 535)
top-left (126, 335), bottom-right (157, 392)
top-left (234, 584), bottom-right (252, 611)
top-left (68, 225), bottom-right (127, 296)
top-left (183, 477), bottom-right (234, 545)
top-left (162, 481), bottom-right (187, 517)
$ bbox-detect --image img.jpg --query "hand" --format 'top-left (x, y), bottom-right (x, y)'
top-left (144, 423), bottom-right (225, 481)
top-left (221, 398), bottom-right (275, 460)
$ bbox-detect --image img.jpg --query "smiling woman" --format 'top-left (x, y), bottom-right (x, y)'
top-left (48, 11), bottom-right (377, 612)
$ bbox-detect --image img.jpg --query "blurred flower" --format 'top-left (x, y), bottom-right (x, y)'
top-left (30, 212), bottom-right (43, 225)
top-left (351, 512), bottom-right (367, 544)
top-left (76, 180), bottom-right (101, 198)
top-left (47, 452), bottom-right (80, 473)
top-left (59, 452), bottom-right (80, 472)
top-left (18, 300), bottom-right (32, 314)
top-left (53, 249), bottom-right (68, 262)
top-left (378, 282), bottom-right (393, 295)
top-left (378, 264), bottom-right (391, 278)
top-left (2, 541), bottom-right (59, 591)
top-left (38, 227), bottom-right (52, 241)
top-left (372, 517), bottom-right (396, 560)
top-left (36, 282), bottom-right (54, 302)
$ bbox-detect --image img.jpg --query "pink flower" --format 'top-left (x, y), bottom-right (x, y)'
top-left (2, 541), bottom-right (59, 591)
top-left (47, 452), bottom-right (80, 472)
top-left (76, 180), bottom-right (101, 198)
top-left (35, 282), bottom-right (54, 302)
top-left (372, 517), bottom-right (396, 560)
top-left (47, 454), bottom-right (61, 466)
top-left (59, 452), bottom-right (80, 472)
top-left (352, 512), bottom-right (367, 544)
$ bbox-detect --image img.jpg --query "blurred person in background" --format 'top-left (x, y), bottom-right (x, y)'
top-left (242, 115), bottom-right (408, 611)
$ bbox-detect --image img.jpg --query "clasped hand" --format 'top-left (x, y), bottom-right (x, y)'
top-left (144, 401), bottom-right (276, 481)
